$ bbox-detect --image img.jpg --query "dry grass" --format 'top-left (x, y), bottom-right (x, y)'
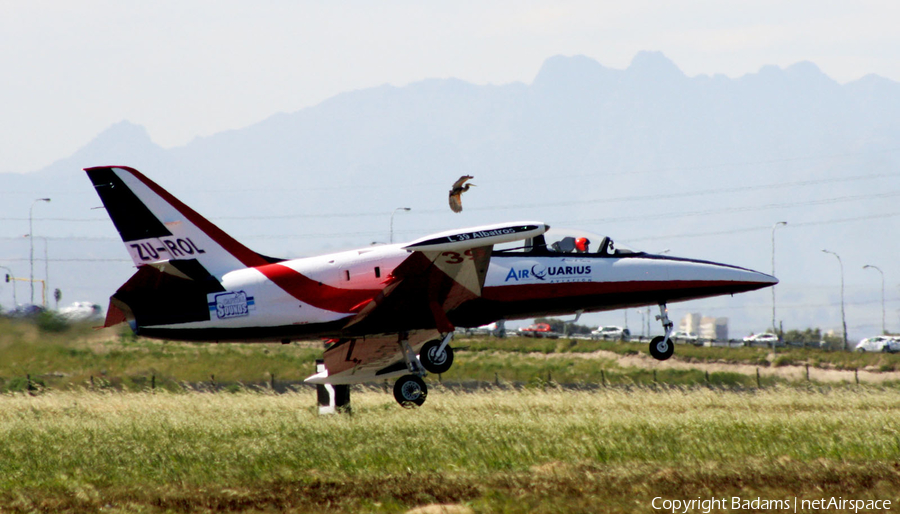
top-left (1, 387), bottom-right (899, 512)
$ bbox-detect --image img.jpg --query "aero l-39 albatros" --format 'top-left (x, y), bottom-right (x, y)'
top-left (86, 166), bottom-right (777, 408)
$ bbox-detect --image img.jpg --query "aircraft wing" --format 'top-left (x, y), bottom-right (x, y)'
top-left (312, 221), bottom-right (548, 384)
top-left (343, 221), bottom-right (547, 335)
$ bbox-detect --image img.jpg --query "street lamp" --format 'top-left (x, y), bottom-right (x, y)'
top-left (771, 221), bottom-right (787, 343)
top-left (0, 266), bottom-right (16, 307)
top-left (389, 207), bottom-right (411, 244)
top-left (863, 264), bottom-right (885, 335)
top-left (29, 198), bottom-right (50, 305)
top-left (822, 249), bottom-right (848, 350)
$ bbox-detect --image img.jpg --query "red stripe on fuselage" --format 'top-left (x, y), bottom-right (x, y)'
top-left (254, 263), bottom-right (380, 313)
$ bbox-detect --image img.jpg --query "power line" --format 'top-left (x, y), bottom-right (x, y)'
top-left (3, 206), bottom-right (899, 244)
top-left (557, 190), bottom-right (900, 227)
top-left (623, 210), bottom-right (900, 243)
top-left (3, 170), bottom-right (897, 223)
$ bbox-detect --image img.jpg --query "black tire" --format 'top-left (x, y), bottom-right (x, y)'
top-left (649, 336), bottom-right (674, 361)
top-left (420, 340), bottom-right (454, 374)
top-left (393, 375), bottom-right (427, 408)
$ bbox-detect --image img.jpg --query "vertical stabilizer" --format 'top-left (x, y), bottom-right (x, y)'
top-left (86, 166), bottom-right (275, 278)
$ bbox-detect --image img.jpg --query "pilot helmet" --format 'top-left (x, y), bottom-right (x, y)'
top-left (575, 237), bottom-right (590, 252)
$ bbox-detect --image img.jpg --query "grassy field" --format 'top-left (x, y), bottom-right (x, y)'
top-left (1, 388), bottom-right (900, 513)
top-left (3, 317), bottom-right (900, 393)
top-left (3, 318), bottom-right (900, 512)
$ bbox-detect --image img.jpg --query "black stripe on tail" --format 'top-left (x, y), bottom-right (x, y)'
top-left (87, 167), bottom-right (172, 242)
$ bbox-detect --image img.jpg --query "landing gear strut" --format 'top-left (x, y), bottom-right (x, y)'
top-left (420, 333), bottom-right (454, 374)
top-left (393, 332), bottom-right (430, 407)
top-left (650, 302), bottom-right (675, 361)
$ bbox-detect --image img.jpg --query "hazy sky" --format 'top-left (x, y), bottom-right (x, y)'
top-left (2, 0), bottom-right (899, 174)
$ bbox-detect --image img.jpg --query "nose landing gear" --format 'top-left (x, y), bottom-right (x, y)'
top-left (650, 302), bottom-right (675, 361)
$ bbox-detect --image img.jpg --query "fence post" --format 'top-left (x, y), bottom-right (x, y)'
top-left (151, 374), bottom-right (156, 391)
top-left (601, 369), bottom-right (606, 387)
top-left (705, 370), bottom-right (710, 385)
top-left (270, 372), bottom-right (276, 391)
top-left (756, 368), bottom-right (761, 389)
top-left (855, 368), bottom-right (859, 385)
top-left (805, 365), bottom-right (810, 382)
top-left (211, 374), bottom-right (216, 391)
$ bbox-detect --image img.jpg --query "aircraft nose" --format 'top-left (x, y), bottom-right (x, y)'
top-left (662, 257), bottom-right (778, 294)
top-left (704, 262), bottom-right (778, 292)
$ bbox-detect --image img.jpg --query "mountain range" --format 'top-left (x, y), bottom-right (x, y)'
top-left (2, 51), bottom-right (899, 339)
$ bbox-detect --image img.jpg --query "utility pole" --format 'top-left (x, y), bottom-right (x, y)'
top-left (822, 249), bottom-right (848, 350)
top-left (771, 221), bottom-right (787, 345)
top-left (389, 207), bottom-right (411, 244)
top-left (29, 198), bottom-right (50, 305)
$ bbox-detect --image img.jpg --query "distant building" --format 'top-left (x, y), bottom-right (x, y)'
top-left (700, 316), bottom-right (728, 342)
top-left (679, 313), bottom-right (728, 341)
top-left (679, 313), bottom-right (701, 334)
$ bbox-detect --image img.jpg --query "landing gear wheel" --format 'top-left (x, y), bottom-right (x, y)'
top-left (420, 340), bottom-right (454, 374)
top-left (650, 336), bottom-right (674, 361)
top-left (393, 375), bottom-right (428, 408)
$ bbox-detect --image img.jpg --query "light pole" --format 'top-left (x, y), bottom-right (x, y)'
top-left (822, 249), bottom-right (848, 350)
top-left (389, 207), bottom-right (411, 244)
top-left (0, 265), bottom-right (16, 307)
top-left (863, 264), bottom-right (885, 335)
top-left (29, 198), bottom-right (50, 305)
top-left (771, 221), bottom-right (787, 343)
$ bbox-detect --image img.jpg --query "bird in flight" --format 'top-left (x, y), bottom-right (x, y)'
top-left (448, 175), bottom-right (475, 213)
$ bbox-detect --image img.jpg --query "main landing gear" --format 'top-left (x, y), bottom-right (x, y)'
top-left (650, 302), bottom-right (675, 361)
top-left (393, 332), bottom-right (455, 408)
top-left (420, 334), bottom-right (455, 374)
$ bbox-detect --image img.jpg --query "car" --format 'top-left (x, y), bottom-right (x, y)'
top-left (742, 333), bottom-right (781, 347)
top-left (58, 301), bottom-right (103, 321)
top-left (671, 331), bottom-right (699, 344)
top-left (855, 336), bottom-right (900, 353)
top-left (590, 326), bottom-right (631, 341)
top-left (518, 323), bottom-right (559, 339)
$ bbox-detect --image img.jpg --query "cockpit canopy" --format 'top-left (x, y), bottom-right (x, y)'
top-left (494, 228), bottom-right (642, 256)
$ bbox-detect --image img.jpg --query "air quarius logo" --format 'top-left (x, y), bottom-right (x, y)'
top-left (505, 263), bottom-right (593, 283)
top-left (209, 291), bottom-right (255, 320)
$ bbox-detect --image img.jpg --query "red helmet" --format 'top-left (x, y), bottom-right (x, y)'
top-left (575, 237), bottom-right (590, 252)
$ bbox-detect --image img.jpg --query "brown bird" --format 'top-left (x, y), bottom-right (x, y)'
top-left (448, 175), bottom-right (475, 213)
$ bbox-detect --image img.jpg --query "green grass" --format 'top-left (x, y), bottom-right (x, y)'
top-left (464, 335), bottom-right (900, 370)
top-left (3, 319), bottom-right (900, 512)
top-left (0, 318), bottom-right (323, 392)
top-left (1, 388), bottom-right (899, 513)
top-left (3, 317), bottom-right (900, 392)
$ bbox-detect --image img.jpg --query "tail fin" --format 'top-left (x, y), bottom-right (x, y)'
top-left (86, 166), bottom-right (276, 278)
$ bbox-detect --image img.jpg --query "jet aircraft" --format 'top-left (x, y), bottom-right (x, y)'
top-left (87, 166), bottom-right (777, 407)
